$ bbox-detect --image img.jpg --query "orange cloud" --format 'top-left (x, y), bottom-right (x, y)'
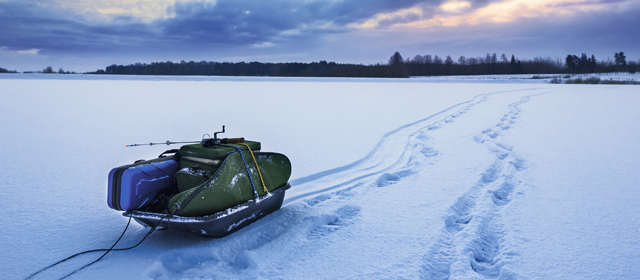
top-left (355, 0), bottom-right (630, 29)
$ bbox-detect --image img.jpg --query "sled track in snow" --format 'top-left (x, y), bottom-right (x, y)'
top-left (285, 88), bottom-right (540, 206)
top-left (144, 89), bottom-right (544, 279)
top-left (420, 93), bottom-right (547, 279)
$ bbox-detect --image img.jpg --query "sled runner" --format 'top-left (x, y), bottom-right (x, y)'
top-left (125, 184), bottom-right (290, 237)
top-left (108, 127), bottom-right (292, 237)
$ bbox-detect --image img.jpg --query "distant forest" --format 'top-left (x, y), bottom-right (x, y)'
top-left (90, 51), bottom-right (636, 78)
top-left (2, 51), bottom-right (636, 77)
top-left (0, 66), bottom-right (18, 73)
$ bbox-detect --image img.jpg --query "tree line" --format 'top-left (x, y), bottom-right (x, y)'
top-left (392, 52), bottom-right (561, 76)
top-left (565, 52), bottom-right (633, 73)
top-left (22, 66), bottom-right (76, 74)
top-left (90, 51), bottom-right (636, 78)
top-left (3, 51), bottom-right (636, 77)
top-left (0, 66), bottom-right (18, 73)
top-left (92, 60), bottom-right (401, 77)
top-left (393, 51), bottom-right (636, 77)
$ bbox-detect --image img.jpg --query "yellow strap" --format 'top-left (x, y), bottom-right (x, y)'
top-left (239, 143), bottom-right (268, 193)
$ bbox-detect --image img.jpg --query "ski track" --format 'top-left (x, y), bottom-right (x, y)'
top-left (285, 88), bottom-right (539, 205)
top-left (420, 93), bottom-right (546, 279)
top-left (118, 89), bottom-right (545, 279)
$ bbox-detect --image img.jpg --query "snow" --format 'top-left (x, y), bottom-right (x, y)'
top-left (1, 73), bottom-right (639, 279)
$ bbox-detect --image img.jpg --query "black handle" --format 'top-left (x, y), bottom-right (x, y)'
top-left (158, 149), bottom-right (180, 158)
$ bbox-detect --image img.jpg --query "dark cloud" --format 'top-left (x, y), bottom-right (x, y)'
top-left (156, 0), bottom-right (507, 46)
top-left (1, 0), bottom-right (447, 55)
top-left (158, 0), bottom-right (445, 46)
top-left (0, 0), bottom-right (509, 55)
top-left (0, 1), bottom-right (156, 55)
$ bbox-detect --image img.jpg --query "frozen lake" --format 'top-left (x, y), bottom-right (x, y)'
top-left (1, 73), bottom-right (639, 279)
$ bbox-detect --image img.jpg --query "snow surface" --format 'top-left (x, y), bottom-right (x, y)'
top-left (1, 73), bottom-right (639, 279)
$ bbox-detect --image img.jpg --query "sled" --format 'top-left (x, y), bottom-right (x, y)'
top-left (108, 129), bottom-right (292, 238)
top-left (124, 184), bottom-right (290, 237)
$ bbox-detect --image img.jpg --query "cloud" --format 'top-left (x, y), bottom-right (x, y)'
top-left (252, 42), bottom-right (276, 48)
top-left (0, 46), bottom-right (40, 56)
top-left (549, 0), bottom-right (628, 8)
top-left (0, 0), bottom-right (518, 56)
top-left (0, 0), bottom-right (638, 71)
top-left (16, 48), bottom-right (40, 55)
top-left (0, 1), bottom-right (159, 55)
top-left (365, 0), bottom-right (640, 61)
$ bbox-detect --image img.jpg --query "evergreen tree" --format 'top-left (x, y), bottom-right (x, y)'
top-left (388, 52), bottom-right (404, 66)
top-left (589, 54), bottom-right (597, 72)
top-left (565, 55), bottom-right (575, 70)
top-left (614, 52), bottom-right (627, 66)
top-left (444, 55), bottom-right (454, 65)
top-left (580, 53), bottom-right (588, 69)
top-left (434, 55), bottom-right (443, 64)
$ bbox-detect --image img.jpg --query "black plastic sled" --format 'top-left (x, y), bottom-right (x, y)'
top-left (124, 184), bottom-right (290, 237)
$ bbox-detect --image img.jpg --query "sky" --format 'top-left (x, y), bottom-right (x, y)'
top-left (0, 0), bottom-right (638, 72)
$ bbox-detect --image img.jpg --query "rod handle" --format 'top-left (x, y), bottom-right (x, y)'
top-left (222, 137), bottom-right (245, 144)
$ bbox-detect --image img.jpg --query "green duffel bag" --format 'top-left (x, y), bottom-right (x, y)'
top-left (175, 166), bottom-right (212, 193)
top-left (175, 141), bottom-right (261, 192)
top-left (169, 148), bottom-right (291, 217)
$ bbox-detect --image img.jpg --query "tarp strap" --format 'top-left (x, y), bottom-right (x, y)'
top-left (238, 143), bottom-right (269, 194)
top-left (220, 144), bottom-right (259, 198)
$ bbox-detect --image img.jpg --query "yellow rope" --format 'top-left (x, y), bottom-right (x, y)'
top-left (239, 143), bottom-right (268, 193)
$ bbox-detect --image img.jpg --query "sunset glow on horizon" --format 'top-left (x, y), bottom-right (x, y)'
top-left (356, 0), bottom-right (631, 29)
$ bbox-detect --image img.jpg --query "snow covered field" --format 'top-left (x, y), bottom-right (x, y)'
top-left (1, 74), bottom-right (639, 279)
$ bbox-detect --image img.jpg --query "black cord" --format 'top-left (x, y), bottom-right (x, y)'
top-left (25, 216), bottom-right (159, 280)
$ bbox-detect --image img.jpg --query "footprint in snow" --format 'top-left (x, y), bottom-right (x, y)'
top-left (491, 181), bottom-right (515, 206)
top-left (481, 162), bottom-right (503, 184)
top-left (376, 168), bottom-right (417, 188)
top-left (306, 194), bottom-right (332, 206)
top-left (421, 147), bottom-right (439, 157)
top-left (468, 221), bottom-right (504, 278)
top-left (510, 157), bottom-right (528, 171)
top-left (307, 205), bottom-right (360, 240)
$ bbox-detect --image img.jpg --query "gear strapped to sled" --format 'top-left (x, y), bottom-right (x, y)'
top-left (108, 126), bottom-right (292, 237)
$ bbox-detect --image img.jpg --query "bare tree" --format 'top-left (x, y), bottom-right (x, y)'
top-left (458, 56), bottom-right (467, 65)
top-left (424, 55), bottom-right (432, 64)
top-left (500, 53), bottom-right (508, 63)
top-left (411, 54), bottom-right (425, 64)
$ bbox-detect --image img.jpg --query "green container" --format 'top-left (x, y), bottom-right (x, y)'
top-left (176, 141), bottom-right (262, 192)
top-left (169, 142), bottom-right (291, 217)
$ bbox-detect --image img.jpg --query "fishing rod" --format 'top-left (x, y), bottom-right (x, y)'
top-left (125, 126), bottom-right (244, 147)
top-left (126, 140), bottom-right (198, 147)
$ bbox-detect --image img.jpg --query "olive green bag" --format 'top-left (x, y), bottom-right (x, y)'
top-left (169, 142), bottom-right (291, 217)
